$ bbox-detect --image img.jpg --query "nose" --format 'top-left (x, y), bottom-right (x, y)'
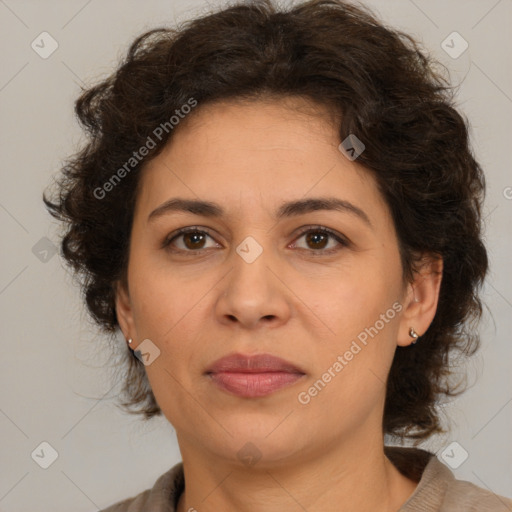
top-left (215, 242), bottom-right (292, 330)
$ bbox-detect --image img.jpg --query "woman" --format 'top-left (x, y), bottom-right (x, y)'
top-left (43, 0), bottom-right (512, 510)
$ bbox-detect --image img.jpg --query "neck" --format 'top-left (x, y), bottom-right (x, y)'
top-left (175, 429), bottom-right (418, 512)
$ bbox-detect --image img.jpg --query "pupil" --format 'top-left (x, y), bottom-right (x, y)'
top-left (182, 231), bottom-right (328, 250)
top-left (185, 232), bottom-right (205, 249)
top-left (307, 232), bottom-right (327, 249)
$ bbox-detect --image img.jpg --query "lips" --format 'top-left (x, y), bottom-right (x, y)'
top-left (205, 353), bottom-right (306, 398)
top-left (206, 353), bottom-right (305, 374)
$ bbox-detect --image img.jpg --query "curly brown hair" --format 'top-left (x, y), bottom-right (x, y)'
top-left (43, 0), bottom-right (488, 441)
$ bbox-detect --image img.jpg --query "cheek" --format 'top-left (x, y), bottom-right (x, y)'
top-left (127, 263), bottom-right (215, 393)
top-left (127, 246), bottom-right (206, 338)
top-left (295, 286), bottom-right (400, 426)
top-left (292, 254), bottom-right (402, 399)
top-left (296, 258), bottom-right (402, 341)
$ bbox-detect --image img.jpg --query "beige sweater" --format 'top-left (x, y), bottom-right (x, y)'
top-left (100, 446), bottom-right (512, 511)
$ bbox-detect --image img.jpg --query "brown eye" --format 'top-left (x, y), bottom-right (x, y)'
top-left (162, 225), bottom-right (348, 255)
top-left (305, 231), bottom-right (329, 250)
top-left (292, 226), bottom-right (349, 254)
top-left (162, 227), bottom-right (218, 253)
top-left (182, 231), bottom-right (207, 250)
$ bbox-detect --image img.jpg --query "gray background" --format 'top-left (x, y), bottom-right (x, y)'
top-left (0, 0), bottom-right (511, 510)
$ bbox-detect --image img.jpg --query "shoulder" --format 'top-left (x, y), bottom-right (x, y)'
top-left (100, 491), bottom-right (150, 512)
top-left (441, 477), bottom-right (512, 511)
top-left (100, 462), bottom-right (184, 512)
top-left (385, 446), bottom-right (512, 512)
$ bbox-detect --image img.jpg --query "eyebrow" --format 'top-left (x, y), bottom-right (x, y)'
top-left (148, 197), bottom-right (372, 227)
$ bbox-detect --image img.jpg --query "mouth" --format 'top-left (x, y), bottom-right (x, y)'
top-left (205, 353), bottom-right (306, 398)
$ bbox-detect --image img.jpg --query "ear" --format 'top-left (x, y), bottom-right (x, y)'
top-left (114, 280), bottom-right (137, 344)
top-left (397, 254), bottom-right (443, 347)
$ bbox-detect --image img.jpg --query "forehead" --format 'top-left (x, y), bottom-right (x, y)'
top-left (135, 97), bottom-right (389, 226)
top-left (171, 96), bottom-right (342, 154)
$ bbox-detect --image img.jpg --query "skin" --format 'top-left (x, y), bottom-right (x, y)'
top-left (115, 96), bottom-right (443, 512)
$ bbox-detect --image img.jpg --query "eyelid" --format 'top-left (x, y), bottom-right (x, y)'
top-left (290, 225), bottom-right (350, 251)
top-left (161, 225), bottom-right (219, 250)
top-left (162, 224), bottom-right (350, 254)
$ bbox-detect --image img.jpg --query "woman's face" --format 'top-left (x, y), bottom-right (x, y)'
top-left (116, 97), bottom-right (428, 466)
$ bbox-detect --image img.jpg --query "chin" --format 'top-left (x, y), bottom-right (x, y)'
top-left (207, 418), bottom-right (309, 467)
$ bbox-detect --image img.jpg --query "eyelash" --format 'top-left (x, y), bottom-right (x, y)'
top-left (161, 225), bottom-right (349, 256)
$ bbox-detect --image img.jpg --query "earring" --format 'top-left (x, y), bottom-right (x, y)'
top-left (409, 328), bottom-right (419, 344)
top-left (127, 338), bottom-right (133, 349)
